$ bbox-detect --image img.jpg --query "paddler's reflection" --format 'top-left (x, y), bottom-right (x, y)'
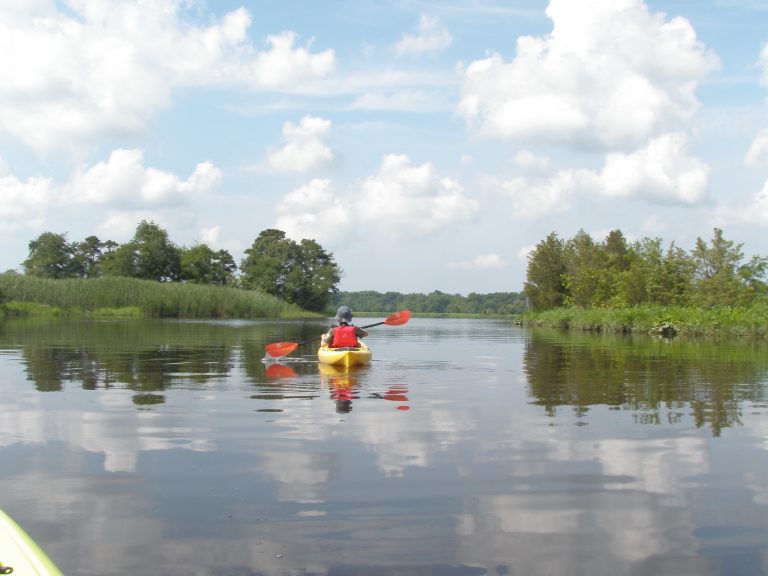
top-left (318, 365), bottom-right (411, 412)
top-left (318, 363), bottom-right (361, 413)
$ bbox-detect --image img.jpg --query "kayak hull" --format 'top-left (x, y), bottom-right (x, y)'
top-left (318, 343), bottom-right (372, 367)
top-left (0, 509), bottom-right (63, 576)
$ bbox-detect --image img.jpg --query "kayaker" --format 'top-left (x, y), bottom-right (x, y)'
top-left (321, 306), bottom-right (368, 348)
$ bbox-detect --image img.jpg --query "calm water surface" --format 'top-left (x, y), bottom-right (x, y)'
top-left (2, 317), bottom-right (768, 575)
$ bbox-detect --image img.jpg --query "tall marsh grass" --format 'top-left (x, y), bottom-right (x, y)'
top-left (520, 304), bottom-right (768, 339)
top-left (0, 273), bottom-right (305, 319)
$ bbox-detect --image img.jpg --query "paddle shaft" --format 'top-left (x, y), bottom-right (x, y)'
top-left (359, 320), bottom-right (388, 329)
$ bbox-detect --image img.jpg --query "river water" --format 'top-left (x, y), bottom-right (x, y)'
top-left (1, 317), bottom-right (768, 575)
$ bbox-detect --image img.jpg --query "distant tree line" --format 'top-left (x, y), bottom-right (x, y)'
top-left (19, 223), bottom-right (340, 312)
top-left (524, 228), bottom-right (768, 311)
top-left (334, 290), bottom-right (526, 315)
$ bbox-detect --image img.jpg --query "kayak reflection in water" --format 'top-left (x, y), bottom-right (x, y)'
top-left (321, 306), bottom-right (369, 348)
top-left (318, 364), bottom-right (360, 413)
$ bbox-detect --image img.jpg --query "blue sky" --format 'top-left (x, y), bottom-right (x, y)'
top-left (2, 0), bottom-right (768, 295)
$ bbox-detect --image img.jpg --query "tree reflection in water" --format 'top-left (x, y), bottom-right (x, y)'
top-left (523, 329), bottom-right (768, 435)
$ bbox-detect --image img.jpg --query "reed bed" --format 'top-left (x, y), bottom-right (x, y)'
top-left (0, 273), bottom-right (303, 319)
top-left (520, 304), bottom-right (768, 339)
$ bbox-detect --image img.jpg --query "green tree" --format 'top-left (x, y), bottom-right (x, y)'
top-left (212, 249), bottom-right (238, 286)
top-left (658, 242), bottom-right (694, 306)
top-left (597, 229), bottom-right (630, 305)
top-left (240, 229), bottom-right (341, 311)
top-left (524, 232), bottom-right (567, 311)
top-left (131, 221), bottom-right (181, 281)
top-left (72, 235), bottom-right (106, 278)
top-left (563, 230), bottom-right (602, 307)
top-left (423, 290), bottom-right (451, 313)
top-left (23, 232), bottom-right (76, 278)
top-left (180, 244), bottom-right (237, 285)
top-left (614, 238), bottom-right (661, 306)
top-left (98, 222), bottom-right (180, 281)
top-left (286, 239), bottom-right (341, 311)
top-left (240, 229), bottom-right (296, 298)
top-left (690, 228), bottom-right (762, 307)
top-left (100, 243), bottom-right (138, 278)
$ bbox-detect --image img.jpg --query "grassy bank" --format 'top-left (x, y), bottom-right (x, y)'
top-left (0, 273), bottom-right (308, 319)
top-left (519, 304), bottom-right (768, 339)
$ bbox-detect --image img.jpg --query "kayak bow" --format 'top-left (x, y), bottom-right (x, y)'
top-left (0, 509), bottom-right (63, 576)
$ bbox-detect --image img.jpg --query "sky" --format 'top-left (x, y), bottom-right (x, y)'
top-left (2, 0), bottom-right (768, 295)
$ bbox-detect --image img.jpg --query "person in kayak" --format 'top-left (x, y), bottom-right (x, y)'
top-left (321, 306), bottom-right (369, 348)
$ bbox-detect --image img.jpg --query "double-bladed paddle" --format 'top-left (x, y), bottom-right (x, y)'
top-left (264, 309), bottom-right (411, 358)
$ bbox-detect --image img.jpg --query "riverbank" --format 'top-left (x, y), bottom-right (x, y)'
top-left (519, 304), bottom-right (768, 339)
top-left (0, 273), bottom-right (310, 319)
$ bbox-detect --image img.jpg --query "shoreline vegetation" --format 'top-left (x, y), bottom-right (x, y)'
top-left (3, 273), bottom-right (768, 340)
top-left (518, 304), bottom-right (768, 339)
top-left (0, 273), bottom-right (309, 319)
top-left (19, 225), bottom-right (342, 314)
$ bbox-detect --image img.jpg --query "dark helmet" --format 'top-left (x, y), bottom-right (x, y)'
top-left (335, 305), bottom-right (353, 324)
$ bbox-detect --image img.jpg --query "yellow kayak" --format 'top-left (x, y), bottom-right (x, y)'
top-left (317, 342), bottom-right (372, 367)
top-left (0, 509), bottom-right (63, 575)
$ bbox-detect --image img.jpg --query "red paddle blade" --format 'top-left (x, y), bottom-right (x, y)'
top-left (265, 341), bottom-right (299, 357)
top-left (384, 310), bottom-right (411, 326)
top-left (266, 364), bottom-right (297, 378)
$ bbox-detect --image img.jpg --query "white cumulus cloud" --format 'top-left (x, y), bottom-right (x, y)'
top-left (395, 15), bottom-right (453, 56)
top-left (517, 245), bottom-right (536, 262)
top-left (352, 154), bottom-right (478, 236)
top-left (200, 226), bottom-right (221, 246)
top-left (745, 129), bottom-right (768, 166)
top-left (275, 155), bottom-right (479, 244)
top-left (448, 254), bottom-right (508, 270)
top-left (502, 132), bottom-right (709, 219)
top-left (265, 116), bottom-right (336, 173)
top-left (350, 90), bottom-right (436, 112)
top-left (65, 149), bottom-right (221, 208)
top-left (0, 172), bottom-right (55, 230)
top-left (746, 46), bottom-right (768, 166)
top-left (501, 174), bottom-right (577, 220)
top-left (738, 43), bottom-right (768, 216)
top-left (718, 179), bottom-right (768, 225)
top-left (0, 2), bottom-right (335, 153)
top-left (592, 132), bottom-right (709, 204)
top-left (457, 0), bottom-right (719, 150)
top-left (515, 151), bottom-right (552, 172)
top-left (0, 150), bottom-right (220, 233)
top-left (275, 179), bottom-right (350, 243)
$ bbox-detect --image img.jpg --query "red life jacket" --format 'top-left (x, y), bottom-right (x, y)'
top-left (332, 325), bottom-right (359, 348)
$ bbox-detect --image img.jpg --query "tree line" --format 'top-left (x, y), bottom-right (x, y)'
top-left (18, 222), bottom-right (340, 312)
top-left (334, 290), bottom-right (526, 315)
top-left (524, 228), bottom-right (768, 311)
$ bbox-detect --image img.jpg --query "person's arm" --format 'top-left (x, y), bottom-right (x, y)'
top-left (355, 326), bottom-right (369, 338)
top-left (321, 328), bottom-right (334, 346)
